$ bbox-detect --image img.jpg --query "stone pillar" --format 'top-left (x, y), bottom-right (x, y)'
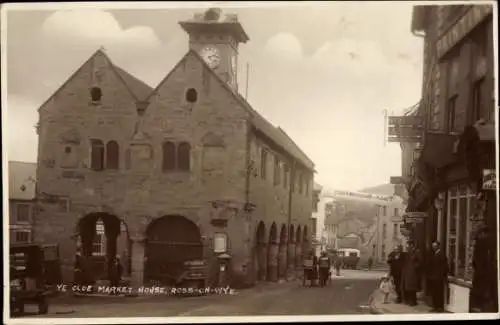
top-left (295, 244), bottom-right (302, 269)
top-left (130, 236), bottom-right (145, 287)
top-left (267, 243), bottom-right (279, 282)
top-left (287, 243), bottom-right (296, 277)
top-left (257, 243), bottom-right (267, 281)
top-left (278, 244), bottom-right (287, 279)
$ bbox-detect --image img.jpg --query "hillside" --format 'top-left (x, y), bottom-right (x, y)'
top-left (359, 183), bottom-right (395, 196)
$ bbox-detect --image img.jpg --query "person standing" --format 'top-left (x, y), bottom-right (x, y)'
top-left (318, 251), bottom-right (331, 287)
top-left (401, 242), bottom-right (420, 306)
top-left (303, 251), bottom-right (318, 287)
top-left (387, 245), bottom-right (404, 303)
top-left (334, 253), bottom-right (342, 276)
top-left (427, 241), bottom-right (448, 312)
top-left (74, 249), bottom-right (84, 285)
top-left (367, 256), bottom-right (373, 271)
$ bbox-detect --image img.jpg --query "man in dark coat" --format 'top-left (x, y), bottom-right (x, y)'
top-left (401, 242), bottom-right (420, 306)
top-left (427, 241), bottom-right (448, 312)
top-left (318, 251), bottom-right (331, 287)
top-left (470, 226), bottom-right (497, 312)
top-left (387, 245), bottom-right (404, 303)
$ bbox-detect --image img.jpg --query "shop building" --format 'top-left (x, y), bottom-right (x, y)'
top-left (405, 4), bottom-right (497, 313)
top-left (33, 8), bottom-right (315, 288)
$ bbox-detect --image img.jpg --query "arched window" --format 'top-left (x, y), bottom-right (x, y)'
top-left (185, 88), bottom-right (198, 103)
top-left (90, 87), bottom-right (102, 102)
top-left (106, 141), bottom-right (119, 169)
top-left (90, 139), bottom-right (105, 170)
top-left (177, 142), bottom-right (191, 171)
top-left (162, 141), bottom-right (176, 171)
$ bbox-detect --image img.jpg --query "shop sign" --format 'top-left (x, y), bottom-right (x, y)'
top-left (403, 212), bottom-right (426, 224)
top-left (388, 115), bottom-right (424, 143)
top-left (213, 233), bottom-right (228, 253)
top-left (482, 169), bottom-right (496, 190)
top-left (436, 5), bottom-right (493, 58)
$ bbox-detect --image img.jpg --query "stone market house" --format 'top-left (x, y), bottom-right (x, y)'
top-left (33, 8), bottom-right (315, 288)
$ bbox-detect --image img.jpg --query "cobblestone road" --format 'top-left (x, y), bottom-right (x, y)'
top-left (19, 270), bottom-right (385, 318)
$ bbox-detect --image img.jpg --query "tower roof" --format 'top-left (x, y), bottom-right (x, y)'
top-left (179, 8), bottom-right (249, 43)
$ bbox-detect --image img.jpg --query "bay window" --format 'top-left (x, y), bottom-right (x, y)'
top-left (446, 184), bottom-right (475, 281)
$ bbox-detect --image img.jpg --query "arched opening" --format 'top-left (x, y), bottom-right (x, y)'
top-left (278, 224), bottom-right (287, 279)
top-left (144, 215), bottom-right (203, 286)
top-left (287, 224), bottom-right (295, 273)
top-left (255, 221), bottom-right (267, 281)
top-left (185, 88), bottom-right (198, 103)
top-left (162, 141), bottom-right (176, 171)
top-left (267, 223), bottom-right (278, 282)
top-left (106, 141), bottom-right (120, 169)
top-left (76, 213), bottom-right (128, 285)
top-left (177, 142), bottom-right (191, 171)
top-left (295, 226), bottom-right (302, 268)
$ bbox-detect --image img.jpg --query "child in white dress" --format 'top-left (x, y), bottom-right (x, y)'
top-left (379, 274), bottom-right (393, 304)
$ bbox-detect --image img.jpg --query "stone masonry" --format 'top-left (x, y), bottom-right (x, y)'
top-left (33, 9), bottom-right (315, 288)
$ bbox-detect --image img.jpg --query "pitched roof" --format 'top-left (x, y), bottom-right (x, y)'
top-left (113, 65), bottom-right (154, 102)
top-left (147, 50), bottom-right (315, 171)
top-left (9, 161), bottom-right (37, 200)
top-left (38, 48), bottom-right (153, 112)
top-left (187, 51), bottom-right (315, 171)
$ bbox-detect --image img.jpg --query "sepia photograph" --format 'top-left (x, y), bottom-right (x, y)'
top-left (1, 1), bottom-right (498, 323)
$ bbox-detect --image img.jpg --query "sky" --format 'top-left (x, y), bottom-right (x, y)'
top-left (2, 2), bottom-right (424, 192)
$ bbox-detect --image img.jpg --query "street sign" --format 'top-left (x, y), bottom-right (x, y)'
top-left (405, 217), bottom-right (425, 223)
top-left (406, 212), bottom-right (427, 218)
top-left (482, 169), bottom-right (496, 190)
top-left (390, 176), bottom-right (405, 184)
top-left (388, 126), bottom-right (423, 137)
top-left (388, 116), bottom-right (424, 126)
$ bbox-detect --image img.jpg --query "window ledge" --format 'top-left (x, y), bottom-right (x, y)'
top-left (447, 276), bottom-right (473, 288)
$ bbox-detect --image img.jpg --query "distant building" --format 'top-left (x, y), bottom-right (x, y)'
top-left (9, 161), bottom-right (37, 245)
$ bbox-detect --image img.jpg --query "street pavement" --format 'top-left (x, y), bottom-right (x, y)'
top-left (19, 270), bottom-right (386, 318)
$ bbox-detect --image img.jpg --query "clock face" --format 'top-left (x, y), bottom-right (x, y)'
top-left (200, 46), bottom-right (220, 69)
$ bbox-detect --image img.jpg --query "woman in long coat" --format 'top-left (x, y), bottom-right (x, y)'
top-left (401, 243), bottom-right (421, 306)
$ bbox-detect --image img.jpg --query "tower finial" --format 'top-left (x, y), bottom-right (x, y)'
top-left (204, 7), bottom-right (222, 21)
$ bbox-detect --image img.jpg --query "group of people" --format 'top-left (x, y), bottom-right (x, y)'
top-left (74, 249), bottom-right (124, 287)
top-left (302, 251), bottom-right (342, 287)
top-left (386, 241), bottom-right (448, 313)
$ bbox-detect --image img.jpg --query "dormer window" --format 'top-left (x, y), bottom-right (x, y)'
top-left (90, 87), bottom-right (102, 103)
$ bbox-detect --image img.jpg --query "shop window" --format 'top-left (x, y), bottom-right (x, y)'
top-left (446, 184), bottom-right (475, 280)
top-left (177, 142), bottom-right (191, 171)
top-left (162, 141), bottom-right (176, 171)
top-left (16, 203), bottom-right (31, 222)
top-left (106, 141), bottom-right (120, 170)
top-left (260, 149), bottom-right (267, 180)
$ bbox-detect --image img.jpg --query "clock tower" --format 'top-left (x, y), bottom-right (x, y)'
top-left (179, 8), bottom-right (249, 91)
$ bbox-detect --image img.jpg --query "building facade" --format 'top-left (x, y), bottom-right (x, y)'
top-left (9, 161), bottom-right (37, 245)
top-left (33, 8), bottom-right (315, 288)
top-left (370, 197), bottom-right (407, 263)
top-left (405, 4), bottom-right (497, 313)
